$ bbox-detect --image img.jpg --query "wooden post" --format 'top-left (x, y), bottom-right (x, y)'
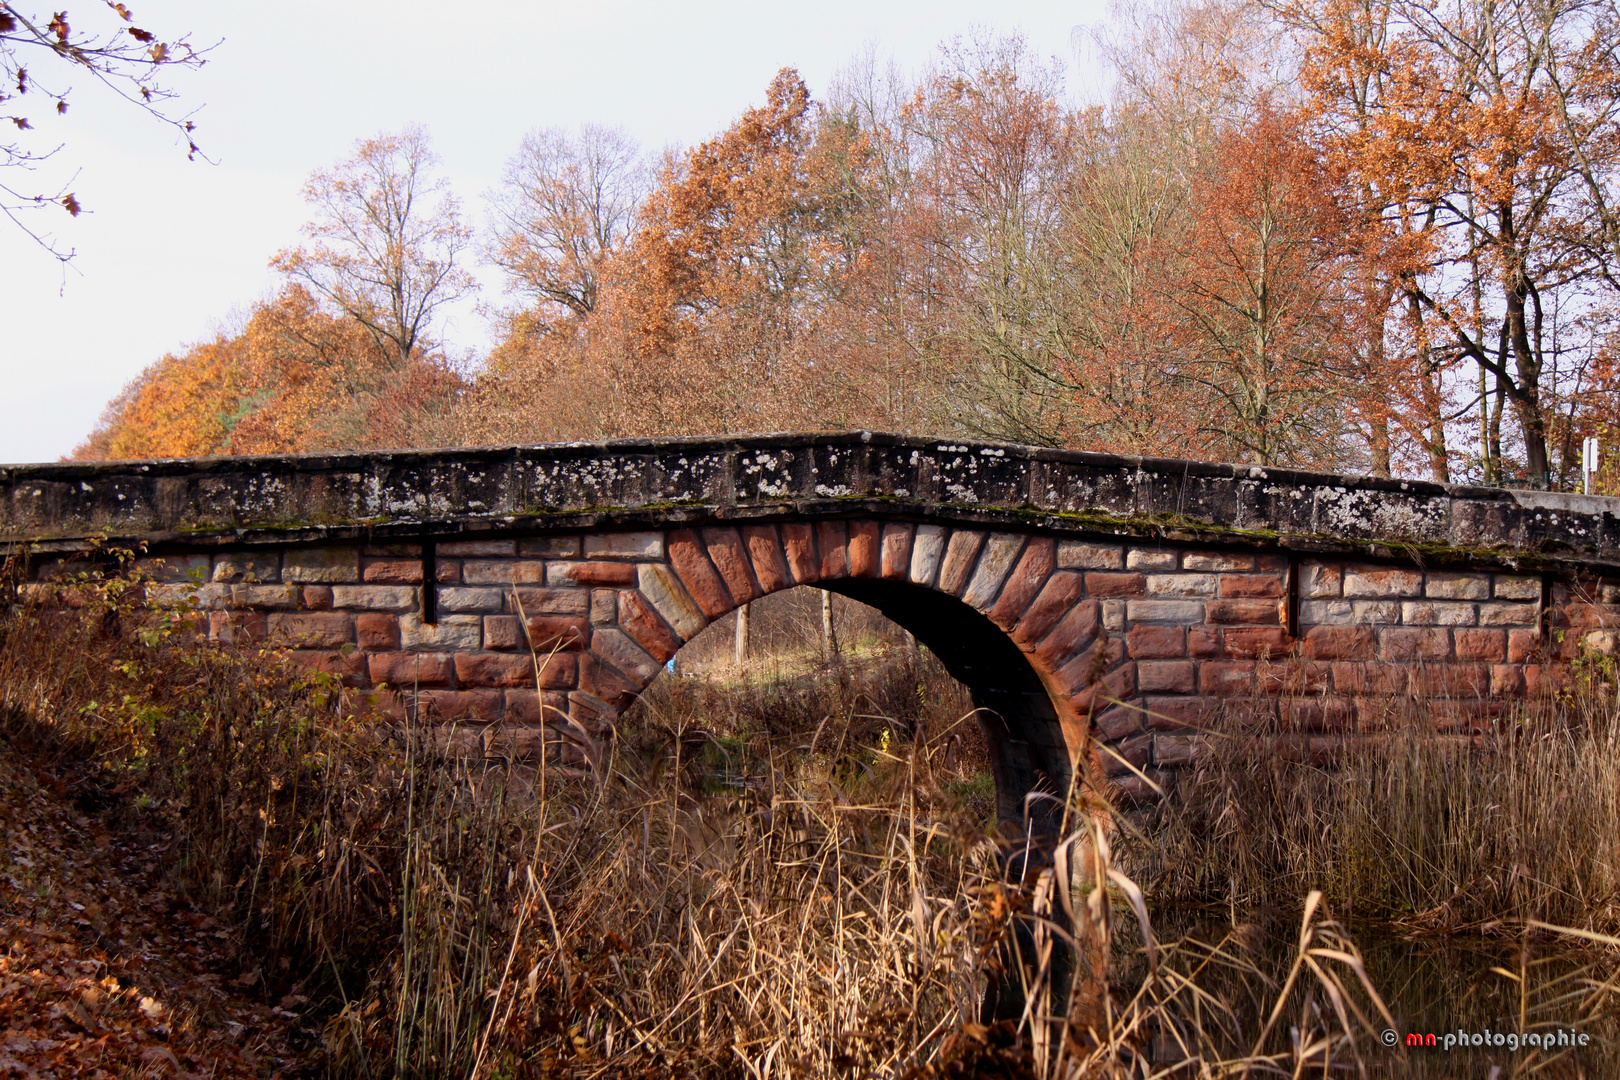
top-left (821, 590), bottom-right (837, 660)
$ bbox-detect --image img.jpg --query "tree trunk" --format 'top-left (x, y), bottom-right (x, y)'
top-left (821, 590), bottom-right (837, 661)
top-left (734, 602), bottom-right (750, 668)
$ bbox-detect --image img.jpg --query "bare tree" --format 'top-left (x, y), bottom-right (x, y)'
top-left (485, 124), bottom-right (647, 321)
top-left (273, 126), bottom-right (476, 370)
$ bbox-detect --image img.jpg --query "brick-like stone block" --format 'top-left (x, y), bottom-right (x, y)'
top-left (1507, 628), bottom-right (1540, 662)
top-left (1126, 599), bottom-right (1203, 623)
top-left (1219, 574), bottom-right (1284, 598)
top-left (987, 537), bottom-right (1053, 629)
top-left (847, 520), bottom-right (881, 578)
top-left (1343, 565), bottom-right (1423, 598)
top-left (1056, 541), bottom-right (1122, 570)
top-left (1125, 549), bottom-right (1177, 571)
top-left (1103, 732), bottom-right (1152, 776)
top-left (962, 533), bottom-right (1025, 610)
top-left (483, 615), bottom-right (523, 651)
top-left (369, 651), bottom-right (453, 687)
top-left (209, 611), bottom-right (266, 644)
top-left (462, 560), bottom-right (548, 585)
top-left (332, 584), bottom-right (417, 612)
top-left (131, 554), bottom-right (208, 583)
top-left (1141, 695), bottom-right (1215, 730)
top-left (637, 563), bottom-right (705, 640)
top-left (285, 648), bottom-right (369, 685)
top-left (815, 520), bottom-right (849, 579)
top-left (454, 652), bottom-right (538, 688)
top-left (1410, 663), bottom-right (1490, 697)
top-left (1479, 603), bottom-right (1539, 627)
top-left (1138, 660), bottom-right (1196, 694)
top-left (546, 561), bottom-right (637, 587)
top-left (1198, 661), bottom-right (1257, 695)
top-left (1303, 626), bottom-right (1375, 660)
top-left (511, 586), bottom-right (590, 616)
top-left (577, 654), bottom-right (641, 707)
top-left (1283, 698), bottom-right (1354, 732)
top-left (668, 530), bottom-right (732, 617)
top-left (1128, 625), bottom-right (1185, 658)
top-left (438, 587), bottom-right (503, 614)
top-left (362, 558), bottom-right (422, 584)
top-left (584, 532), bottom-right (664, 560)
top-left (1491, 664), bottom-right (1526, 694)
top-left (356, 612), bottom-right (401, 650)
top-left (415, 689), bottom-right (502, 720)
top-left (878, 522), bottom-right (914, 581)
top-left (743, 525), bottom-right (793, 592)
top-left (502, 689), bottom-right (571, 726)
top-left (1330, 662), bottom-right (1405, 695)
top-left (781, 523), bottom-right (819, 584)
top-left (1145, 573), bottom-right (1216, 597)
top-left (1183, 552), bottom-right (1254, 572)
top-left (1187, 626), bottom-right (1223, 657)
top-left (591, 589), bottom-right (617, 626)
top-left (592, 627), bottom-right (662, 685)
top-left (938, 530), bottom-right (985, 594)
top-left (228, 583), bottom-right (302, 610)
top-left (302, 586), bottom-right (334, 610)
top-left (212, 553), bottom-right (279, 583)
top-left (1012, 571), bottom-right (1085, 646)
top-left (1206, 599), bottom-right (1279, 624)
top-left (518, 537), bottom-right (582, 558)
top-left (703, 527), bottom-right (760, 603)
top-left (267, 611), bottom-right (353, 647)
top-left (1494, 575), bottom-right (1541, 600)
top-left (400, 613), bottom-right (482, 650)
top-left (1095, 704), bottom-right (1143, 741)
top-left (1086, 572), bottom-right (1146, 598)
top-left (618, 591), bottom-right (682, 663)
top-left (283, 547), bottom-right (360, 583)
top-left (1301, 562), bottom-right (1342, 598)
top-left (1400, 601), bottom-right (1477, 626)
top-left (524, 615), bottom-right (590, 652)
top-left (1101, 599), bottom-right (1126, 633)
top-left (1425, 572), bottom-right (1490, 599)
top-left (1033, 600), bottom-right (1099, 670)
top-left (908, 524), bottom-right (947, 586)
top-left (1380, 627), bottom-right (1451, 662)
top-left (1223, 626), bottom-right (1288, 659)
top-left (439, 540), bottom-right (515, 557)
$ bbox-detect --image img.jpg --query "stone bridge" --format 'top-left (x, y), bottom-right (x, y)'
top-left (5, 432), bottom-right (1620, 820)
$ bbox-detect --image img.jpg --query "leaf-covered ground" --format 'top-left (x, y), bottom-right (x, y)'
top-left (0, 746), bottom-right (313, 1079)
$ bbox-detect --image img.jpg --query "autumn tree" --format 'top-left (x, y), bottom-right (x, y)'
top-left (273, 126), bottom-right (476, 372)
top-left (0, 2), bottom-right (205, 259)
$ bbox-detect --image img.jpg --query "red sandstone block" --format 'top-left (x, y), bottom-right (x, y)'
top-left (1033, 600), bottom-right (1100, 670)
top-left (1491, 664), bottom-right (1526, 695)
top-left (815, 520), bottom-right (849, 579)
top-left (1127, 625), bottom-right (1185, 659)
top-left (1330, 662), bottom-right (1404, 696)
top-left (460, 651), bottom-right (576, 689)
top-left (1187, 626), bottom-right (1224, 658)
top-left (355, 613), bottom-right (401, 651)
top-left (416, 689), bottom-right (502, 721)
top-left (1095, 704), bottom-right (1142, 741)
top-left (1137, 660), bottom-right (1196, 694)
top-left (1142, 695), bottom-right (1216, 731)
top-left (364, 558), bottom-right (455, 585)
top-left (1206, 599), bottom-right (1280, 625)
top-left (1284, 698), bottom-right (1354, 732)
top-left (1184, 552), bottom-right (1255, 572)
top-left (988, 538), bottom-right (1055, 630)
top-left (1011, 571), bottom-right (1086, 647)
top-left (1455, 628), bottom-right (1506, 661)
top-left (426, 719), bottom-right (486, 756)
top-left (268, 611), bottom-right (353, 648)
top-left (1153, 734), bottom-right (1202, 767)
top-left (548, 561), bottom-right (637, 587)
top-left (847, 520), bottom-right (881, 578)
top-left (369, 652), bottom-right (453, 687)
top-left (1523, 664), bottom-right (1568, 697)
top-left (743, 525), bottom-right (793, 592)
top-left (701, 528), bottom-right (759, 604)
top-left (502, 689), bottom-right (571, 725)
top-left (1507, 628), bottom-right (1540, 663)
top-left (209, 611), bottom-right (267, 644)
top-left (1069, 659), bottom-right (1135, 715)
top-left (287, 648), bottom-right (369, 685)
top-left (880, 522), bottom-right (914, 580)
top-left (780, 523), bottom-right (819, 583)
top-left (1409, 663), bottom-right (1490, 698)
top-left (668, 530), bottom-right (733, 617)
top-left (618, 591), bottom-right (682, 663)
top-left (525, 615), bottom-right (590, 652)
top-left (1085, 572), bottom-right (1146, 598)
top-left (937, 530), bottom-right (985, 594)
top-left (483, 615), bottom-right (523, 651)
top-left (1380, 627), bottom-right (1451, 662)
top-left (1219, 574), bottom-right (1284, 599)
top-left (578, 653), bottom-right (640, 709)
top-left (1199, 660), bottom-right (1256, 695)
top-left (1303, 626), bottom-right (1375, 660)
top-left (510, 587), bottom-right (589, 615)
top-left (439, 540), bottom-right (515, 557)
top-left (1562, 603), bottom-right (1620, 628)
top-left (1223, 626), bottom-right (1289, 659)
top-left (1343, 565), bottom-right (1423, 598)
top-left (1102, 732), bottom-right (1152, 777)
top-left (302, 586), bottom-right (334, 611)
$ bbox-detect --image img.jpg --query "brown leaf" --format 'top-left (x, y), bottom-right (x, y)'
top-left (127, 26), bottom-right (153, 43)
top-left (61, 192), bottom-right (80, 216)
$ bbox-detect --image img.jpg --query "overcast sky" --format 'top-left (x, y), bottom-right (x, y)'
top-left (0, 0), bottom-right (1112, 464)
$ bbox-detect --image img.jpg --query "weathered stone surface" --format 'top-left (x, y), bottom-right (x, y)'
top-left (1343, 566), bottom-right (1423, 598)
top-left (961, 533), bottom-right (1024, 609)
top-left (212, 553), bottom-right (279, 583)
top-left (909, 524), bottom-right (947, 586)
top-left (703, 527), bottom-right (759, 603)
top-left (584, 531), bottom-right (664, 559)
top-left (267, 611), bottom-right (352, 647)
top-left (400, 613), bottom-right (482, 651)
top-left (461, 560), bottom-right (548, 585)
top-left (1057, 541), bottom-right (1122, 570)
top-left (668, 530), bottom-right (732, 617)
top-left (937, 529), bottom-right (985, 594)
top-left (283, 547), bottom-right (360, 583)
top-left (332, 585), bottom-right (417, 612)
top-left (1126, 549), bottom-right (1177, 571)
top-left (743, 525), bottom-right (793, 592)
top-left (437, 587), bottom-right (503, 614)
top-left (547, 561), bottom-right (638, 587)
